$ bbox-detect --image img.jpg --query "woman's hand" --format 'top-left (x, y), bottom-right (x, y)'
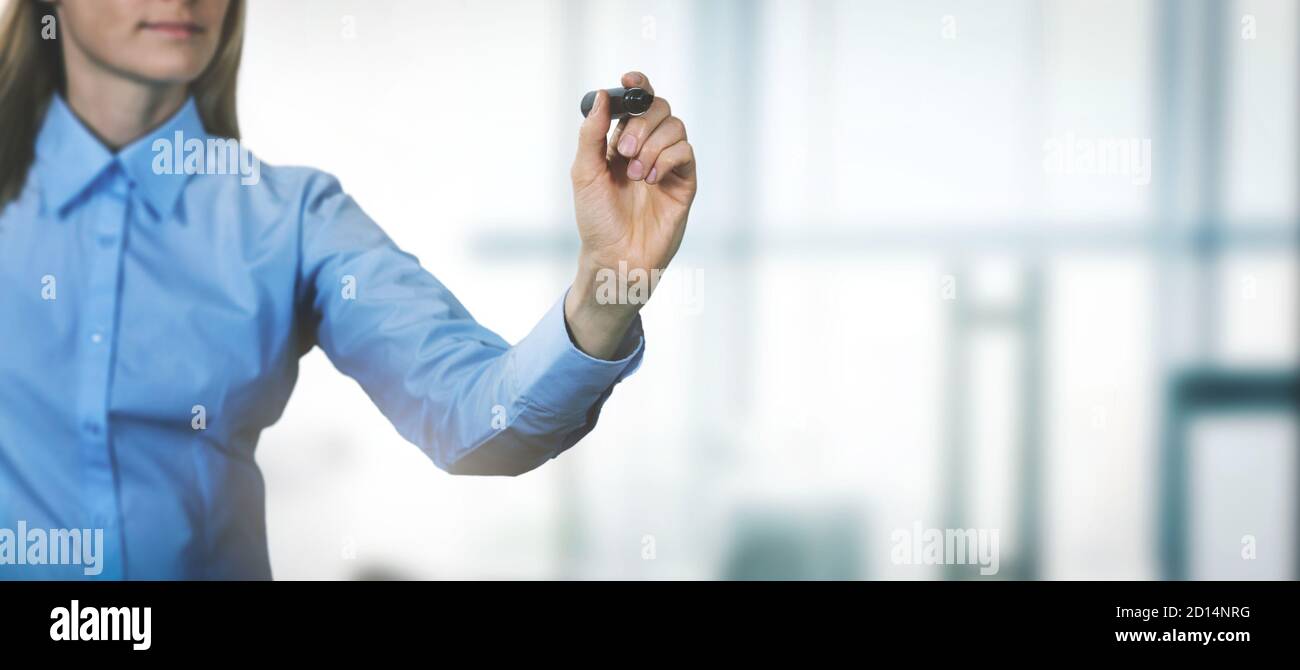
top-left (565, 71), bottom-right (698, 359)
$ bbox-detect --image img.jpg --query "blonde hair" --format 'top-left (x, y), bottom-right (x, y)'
top-left (0, 0), bottom-right (246, 207)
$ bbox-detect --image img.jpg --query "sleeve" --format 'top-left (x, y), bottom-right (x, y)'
top-left (296, 172), bottom-right (644, 476)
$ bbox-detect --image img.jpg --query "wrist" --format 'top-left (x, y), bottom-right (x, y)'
top-left (564, 261), bottom-right (640, 360)
top-left (567, 264), bottom-right (640, 327)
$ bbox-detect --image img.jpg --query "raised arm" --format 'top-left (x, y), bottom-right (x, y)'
top-left (299, 173), bottom-right (644, 476)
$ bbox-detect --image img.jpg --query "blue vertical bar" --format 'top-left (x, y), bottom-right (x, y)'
top-left (1156, 0), bottom-right (1186, 583)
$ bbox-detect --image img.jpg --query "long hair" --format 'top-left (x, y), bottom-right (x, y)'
top-left (0, 0), bottom-right (245, 208)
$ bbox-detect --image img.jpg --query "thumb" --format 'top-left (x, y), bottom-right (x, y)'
top-left (572, 90), bottom-right (612, 185)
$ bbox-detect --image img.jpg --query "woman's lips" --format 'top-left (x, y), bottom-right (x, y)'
top-left (139, 22), bottom-right (205, 38)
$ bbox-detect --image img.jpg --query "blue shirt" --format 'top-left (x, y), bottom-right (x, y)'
top-left (0, 96), bottom-right (644, 579)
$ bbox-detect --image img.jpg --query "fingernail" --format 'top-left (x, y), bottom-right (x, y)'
top-left (618, 134), bottom-right (637, 157)
top-left (647, 167), bottom-right (659, 184)
top-left (627, 159), bottom-right (645, 181)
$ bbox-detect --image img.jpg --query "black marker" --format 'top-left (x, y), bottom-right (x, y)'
top-left (580, 87), bottom-right (655, 119)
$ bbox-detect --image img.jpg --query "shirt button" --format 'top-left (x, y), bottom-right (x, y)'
top-left (90, 332), bottom-right (104, 344)
top-left (83, 421), bottom-right (102, 436)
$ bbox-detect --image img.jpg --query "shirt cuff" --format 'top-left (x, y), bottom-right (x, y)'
top-left (509, 289), bottom-right (644, 418)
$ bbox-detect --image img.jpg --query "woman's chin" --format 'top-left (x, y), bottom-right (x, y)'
top-left (113, 45), bottom-right (217, 85)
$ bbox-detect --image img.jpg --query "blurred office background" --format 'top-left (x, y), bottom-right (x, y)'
top-left (243, 0), bottom-right (1297, 579)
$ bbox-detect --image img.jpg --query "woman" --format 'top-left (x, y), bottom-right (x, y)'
top-left (0, 0), bottom-right (696, 579)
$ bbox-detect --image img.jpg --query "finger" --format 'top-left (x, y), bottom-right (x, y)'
top-left (629, 116), bottom-right (686, 183)
top-left (606, 117), bottom-right (630, 162)
top-left (607, 72), bottom-right (652, 161)
top-left (622, 71), bottom-right (653, 96)
top-left (647, 139), bottom-right (696, 185)
top-left (573, 90), bottom-right (612, 185)
top-left (615, 96), bottom-right (671, 160)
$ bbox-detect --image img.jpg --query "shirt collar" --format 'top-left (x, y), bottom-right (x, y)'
top-left (34, 94), bottom-right (209, 221)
